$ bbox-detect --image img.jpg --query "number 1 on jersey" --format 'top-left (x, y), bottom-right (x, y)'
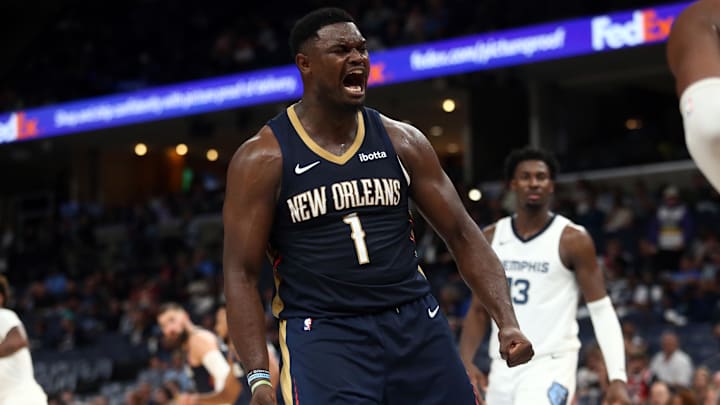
top-left (343, 213), bottom-right (370, 264)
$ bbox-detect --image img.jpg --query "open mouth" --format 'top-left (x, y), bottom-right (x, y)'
top-left (343, 71), bottom-right (366, 96)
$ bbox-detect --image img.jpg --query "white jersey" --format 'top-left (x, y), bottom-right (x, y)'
top-left (488, 214), bottom-right (581, 360)
top-left (0, 308), bottom-right (46, 404)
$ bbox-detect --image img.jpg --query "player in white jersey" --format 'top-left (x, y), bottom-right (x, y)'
top-left (667, 0), bottom-right (720, 192)
top-left (459, 148), bottom-right (630, 405)
top-left (0, 275), bottom-right (47, 405)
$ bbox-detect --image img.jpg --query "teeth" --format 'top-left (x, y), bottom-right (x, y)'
top-left (345, 85), bottom-right (362, 93)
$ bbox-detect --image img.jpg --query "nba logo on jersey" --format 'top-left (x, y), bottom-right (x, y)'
top-left (303, 318), bottom-right (313, 331)
top-left (0, 113), bottom-right (18, 143)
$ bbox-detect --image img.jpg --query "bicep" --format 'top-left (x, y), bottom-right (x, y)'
top-left (223, 134), bottom-right (281, 278)
top-left (399, 130), bottom-right (472, 242)
top-left (564, 228), bottom-right (607, 302)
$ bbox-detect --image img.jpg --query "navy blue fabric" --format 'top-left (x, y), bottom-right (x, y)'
top-left (267, 106), bottom-right (429, 318)
top-left (283, 294), bottom-right (478, 404)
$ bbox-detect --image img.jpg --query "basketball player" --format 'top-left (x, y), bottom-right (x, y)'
top-left (667, 0), bottom-right (720, 192)
top-left (222, 7), bottom-right (533, 405)
top-left (0, 275), bottom-right (47, 405)
top-left (459, 148), bottom-right (631, 405)
top-left (214, 304), bottom-right (280, 405)
top-left (157, 303), bottom-right (242, 405)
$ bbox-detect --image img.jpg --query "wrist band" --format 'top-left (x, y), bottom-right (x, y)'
top-left (250, 379), bottom-right (273, 395)
top-left (247, 369), bottom-right (271, 385)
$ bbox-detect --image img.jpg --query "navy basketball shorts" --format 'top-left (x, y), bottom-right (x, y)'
top-left (278, 294), bottom-right (479, 405)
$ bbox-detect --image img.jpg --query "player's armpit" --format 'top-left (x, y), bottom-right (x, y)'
top-left (0, 327), bottom-right (28, 357)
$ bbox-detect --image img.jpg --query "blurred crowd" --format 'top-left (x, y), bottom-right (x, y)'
top-left (1, 169), bottom-right (719, 404)
top-left (1, 0), bottom-right (678, 112)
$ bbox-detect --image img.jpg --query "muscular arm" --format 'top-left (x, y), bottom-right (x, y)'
top-left (188, 332), bottom-right (242, 405)
top-left (384, 116), bottom-right (531, 366)
top-left (458, 226), bottom-right (494, 366)
top-left (0, 327), bottom-right (28, 357)
top-left (222, 127), bottom-right (281, 385)
top-left (668, 0), bottom-right (720, 94)
top-left (561, 226), bottom-right (628, 391)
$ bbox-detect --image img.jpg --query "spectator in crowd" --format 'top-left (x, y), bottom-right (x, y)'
top-left (691, 366), bottom-right (712, 405)
top-left (650, 331), bottom-right (694, 388)
top-left (648, 186), bottom-right (694, 273)
top-left (626, 349), bottom-right (652, 404)
top-left (648, 381), bottom-right (673, 405)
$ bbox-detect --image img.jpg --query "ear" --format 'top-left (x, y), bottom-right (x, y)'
top-left (296, 52), bottom-right (311, 75)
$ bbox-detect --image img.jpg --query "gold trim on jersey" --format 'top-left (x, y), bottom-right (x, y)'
top-left (279, 320), bottom-right (293, 405)
top-left (287, 104), bottom-right (365, 165)
top-left (417, 265), bottom-right (427, 279)
top-left (272, 271), bottom-right (284, 318)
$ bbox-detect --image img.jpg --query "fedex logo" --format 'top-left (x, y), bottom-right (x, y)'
top-left (0, 112), bottom-right (40, 143)
top-left (591, 9), bottom-right (674, 51)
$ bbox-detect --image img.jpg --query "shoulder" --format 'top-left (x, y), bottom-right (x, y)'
top-left (482, 222), bottom-right (499, 243)
top-left (559, 219), bottom-right (596, 262)
top-left (377, 113), bottom-right (433, 161)
top-left (0, 308), bottom-right (20, 324)
top-left (189, 329), bottom-right (219, 354)
top-left (560, 219), bottom-right (592, 247)
top-left (228, 126), bottom-right (282, 174)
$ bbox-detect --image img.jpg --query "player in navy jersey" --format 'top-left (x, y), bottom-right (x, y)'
top-left (157, 303), bottom-right (242, 405)
top-left (222, 8), bottom-right (534, 405)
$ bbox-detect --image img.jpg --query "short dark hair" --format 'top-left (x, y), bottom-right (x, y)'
top-left (504, 147), bottom-right (560, 182)
top-left (157, 302), bottom-right (186, 316)
top-left (289, 7), bottom-right (355, 56)
top-left (0, 275), bottom-right (8, 307)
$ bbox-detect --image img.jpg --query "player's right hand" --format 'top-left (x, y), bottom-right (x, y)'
top-left (251, 384), bottom-right (277, 405)
top-left (497, 326), bottom-right (534, 367)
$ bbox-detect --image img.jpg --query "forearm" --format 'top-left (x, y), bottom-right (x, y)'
top-left (587, 296), bottom-right (627, 383)
top-left (458, 298), bottom-right (488, 365)
top-left (225, 270), bottom-right (270, 374)
top-left (195, 390), bottom-right (236, 405)
top-left (450, 228), bottom-right (518, 329)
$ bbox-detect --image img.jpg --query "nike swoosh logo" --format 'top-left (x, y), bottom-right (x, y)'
top-left (294, 161), bottom-right (320, 175)
top-left (428, 306), bottom-right (440, 319)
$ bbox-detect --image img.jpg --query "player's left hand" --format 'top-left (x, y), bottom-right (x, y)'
top-left (497, 326), bottom-right (534, 367)
top-left (602, 380), bottom-right (631, 405)
top-left (176, 393), bottom-right (198, 405)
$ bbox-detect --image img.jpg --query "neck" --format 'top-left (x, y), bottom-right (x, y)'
top-left (295, 98), bottom-right (359, 144)
top-left (514, 208), bottom-right (552, 236)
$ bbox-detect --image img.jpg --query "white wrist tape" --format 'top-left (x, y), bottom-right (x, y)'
top-left (680, 77), bottom-right (720, 192)
top-left (202, 349), bottom-right (231, 392)
top-left (587, 296), bottom-right (627, 383)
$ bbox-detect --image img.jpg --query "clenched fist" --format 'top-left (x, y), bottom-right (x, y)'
top-left (497, 326), bottom-right (534, 367)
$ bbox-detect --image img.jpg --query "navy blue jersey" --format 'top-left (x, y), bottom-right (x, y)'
top-left (267, 104), bottom-right (430, 318)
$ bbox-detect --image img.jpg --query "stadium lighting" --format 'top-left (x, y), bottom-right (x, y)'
top-left (625, 118), bottom-right (643, 130)
top-left (134, 143), bottom-right (148, 156)
top-left (430, 126), bottom-right (443, 137)
top-left (175, 143), bottom-right (188, 156)
top-left (206, 148), bottom-right (219, 162)
top-left (442, 99), bottom-right (456, 113)
top-left (468, 188), bottom-right (482, 202)
top-left (446, 143), bottom-right (460, 154)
